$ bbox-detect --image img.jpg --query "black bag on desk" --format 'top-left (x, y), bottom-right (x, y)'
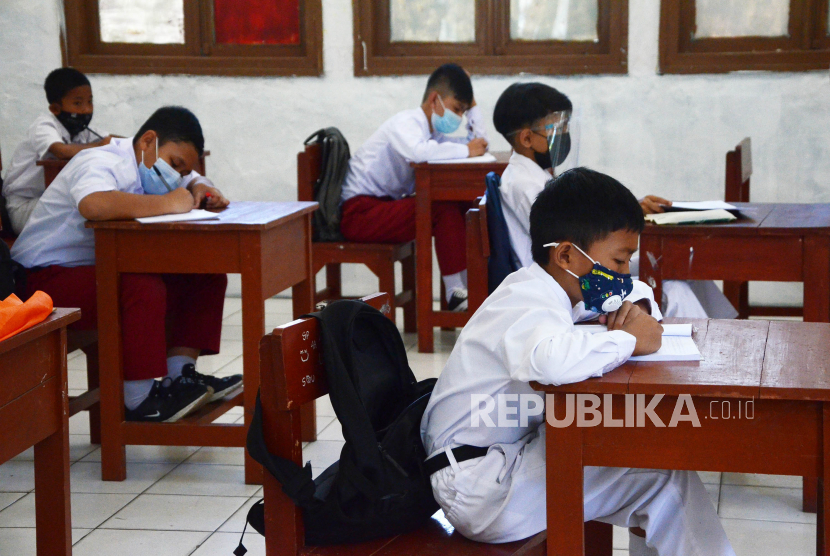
top-left (304, 127), bottom-right (350, 242)
top-left (237, 300), bottom-right (437, 554)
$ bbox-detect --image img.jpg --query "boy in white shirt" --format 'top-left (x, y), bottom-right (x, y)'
top-left (2, 67), bottom-right (112, 234)
top-left (12, 106), bottom-right (242, 423)
top-left (494, 82), bottom-right (737, 319)
top-left (339, 63), bottom-right (489, 311)
top-left (421, 168), bottom-right (735, 556)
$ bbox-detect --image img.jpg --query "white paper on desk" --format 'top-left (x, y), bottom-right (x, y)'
top-left (667, 201), bottom-right (737, 211)
top-left (430, 153), bottom-right (497, 164)
top-left (136, 209), bottom-right (220, 224)
top-left (629, 335), bottom-right (702, 362)
top-left (577, 323), bottom-right (692, 337)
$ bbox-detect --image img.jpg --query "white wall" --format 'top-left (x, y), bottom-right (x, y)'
top-left (2, 0), bottom-right (827, 305)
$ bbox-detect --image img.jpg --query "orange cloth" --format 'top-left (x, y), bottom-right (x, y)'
top-left (0, 291), bottom-right (54, 342)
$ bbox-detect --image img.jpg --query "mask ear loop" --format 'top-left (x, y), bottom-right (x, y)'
top-left (151, 136), bottom-right (176, 193)
top-left (543, 241), bottom-right (590, 280)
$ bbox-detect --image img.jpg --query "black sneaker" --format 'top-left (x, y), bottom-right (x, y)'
top-left (125, 377), bottom-right (210, 423)
top-left (181, 363), bottom-right (243, 403)
top-left (447, 288), bottom-right (469, 312)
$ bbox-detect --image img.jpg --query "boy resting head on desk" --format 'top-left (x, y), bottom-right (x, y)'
top-left (421, 167), bottom-right (735, 555)
top-left (11, 106), bottom-right (240, 423)
top-left (2, 67), bottom-right (114, 234)
top-left (339, 63), bottom-right (489, 312)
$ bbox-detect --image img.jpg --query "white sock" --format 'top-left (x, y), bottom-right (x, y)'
top-left (167, 355), bottom-right (197, 379)
top-left (460, 269), bottom-right (467, 288)
top-left (442, 272), bottom-right (465, 301)
top-left (629, 531), bottom-right (657, 556)
top-left (124, 379), bottom-right (156, 411)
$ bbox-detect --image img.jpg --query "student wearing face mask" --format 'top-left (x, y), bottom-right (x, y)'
top-left (339, 63), bottom-right (489, 312)
top-left (11, 106), bottom-right (241, 423)
top-left (494, 82), bottom-right (738, 320)
top-left (2, 68), bottom-right (114, 235)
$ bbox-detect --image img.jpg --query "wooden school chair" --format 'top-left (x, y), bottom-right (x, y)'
top-left (466, 197), bottom-right (489, 315)
top-left (259, 291), bottom-right (613, 556)
top-left (297, 142), bottom-right (416, 332)
top-left (0, 142), bottom-right (102, 443)
top-left (722, 138), bottom-right (803, 319)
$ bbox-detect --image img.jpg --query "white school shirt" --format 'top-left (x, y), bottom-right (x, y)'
top-left (11, 137), bottom-right (197, 269)
top-left (421, 263), bottom-right (662, 458)
top-left (341, 106), bottom-right (488, 202)
top-left (2, 113), bottom-right (106, 202)
top-left (499, 151), bottom-right (552, 268)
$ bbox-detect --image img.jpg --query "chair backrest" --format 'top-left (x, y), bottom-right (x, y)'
top-left (725, 137), bottom-right (751, 203)
top-left (466, 196), bottom-right (489, 313)
top-left (484, 172), bottom-right (520, 294)
top-left (297, 142), bottom-right (321, 203)
top-left (258, 293), bottom-right (390, 554)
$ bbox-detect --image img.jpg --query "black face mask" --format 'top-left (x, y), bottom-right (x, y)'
top-left (533, 132), bottom-right (571, 170)
top-left (56, 111), bottom-right (92, 138)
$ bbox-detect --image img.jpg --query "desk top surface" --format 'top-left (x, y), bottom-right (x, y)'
top-left (532, 318), bottom-right (830, 401)
top-left (86, 201), bottom-right (317, 232)
top-left (36, 150), bottom-right (211, 167)
top-left (0, 308), bottom-right (80, 356)
top-left (643, 202), bottom-right (830, 235)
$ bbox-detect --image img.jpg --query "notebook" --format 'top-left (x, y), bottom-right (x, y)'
top-left (660, 200), bottom-right (738, 213)
top-left (579, 322), bottom-right (701, 362)
top-left (645, 209), bottom-right (737, 226)
top-left (430, 153), bottom-right (497, 164)
top-left (136, 209), bottom-right (220, 224)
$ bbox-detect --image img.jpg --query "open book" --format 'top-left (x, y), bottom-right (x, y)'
top-left (430, 153), bottom-right (497, 164)
top-left (136, 209), bottom-right (220, 224)
top-left (645, 209), bottom-right (737, 226)
top-left (660, 200), bottom-right (739, 213)
top-left (580, 322), bottom-right (701, 362)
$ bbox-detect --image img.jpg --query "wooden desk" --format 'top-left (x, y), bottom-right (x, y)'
top-left (0, 308), bottom-right (81, 556)
top-left (38, 150), bottom-right (211, 186)
top-left (86, 201), bottom-right (317, 484)
top-left (640, 203), bottom-right (830, 323)
top-left (413, 152), bottom-right (509, 353)
top-left (533, 318), bottom-right (830, 555)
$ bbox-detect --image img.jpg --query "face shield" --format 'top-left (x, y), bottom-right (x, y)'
top-left (542, 109), bottom-right (580, 175)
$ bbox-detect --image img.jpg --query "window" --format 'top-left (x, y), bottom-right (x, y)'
top-left (63, 0), bottom-right (322, 76)
top-left (353, 0), bottom-right (628, 76)
top-left (660, 0), bottom-right (830, 73)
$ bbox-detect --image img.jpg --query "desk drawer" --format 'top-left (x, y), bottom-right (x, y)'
top-left (0, 333), bottom-right (61, 408)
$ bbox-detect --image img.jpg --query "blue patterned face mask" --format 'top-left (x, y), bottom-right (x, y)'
top-left (544, 241), bottom-right (633, 314)
top-left (139, 138), bottom-right (183, 195)
top-left (430, 95), bottom-right (462, 135)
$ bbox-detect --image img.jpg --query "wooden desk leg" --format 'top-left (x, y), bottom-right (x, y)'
top-left (803, 235), bottom-right (830, 513)
top-left (416, 172), bottom-right (435, 353)
top-left (546, 392), bottom-right (584, 556)
top-left (34, 344), bottom-right (71, 556)
top-left (96, 230), bottom-right (128, 481)
top-left (293, 216), bottom-right (318, 444)
top-left (821, 403), bottom-right (830, 555)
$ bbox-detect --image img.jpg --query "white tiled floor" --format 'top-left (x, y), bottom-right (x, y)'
top-left (0, 297), bottom-right (820, 554)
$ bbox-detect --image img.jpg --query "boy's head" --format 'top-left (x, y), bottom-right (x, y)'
top-left (493, 83), bottom-right (572, 167)
top-left (45, 68), bottom-right (94, 135)
top-left (133, 106), bottom-right (205, 177)
top-left (422, 63), bottom-right (474, 124)
top-left (529, 167), bottom-right (644, 306)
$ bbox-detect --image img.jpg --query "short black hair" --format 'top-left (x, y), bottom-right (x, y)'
top-left (493, 83), bottom-right (572, 146)
top-left (530, 167), bottom-right (644, 266)
top-left (44, 67), bottom-right (91, 105)
top-left (133, 106), bottom-right (204, 157)
top-left (422, 64), bottom-right (474, 106)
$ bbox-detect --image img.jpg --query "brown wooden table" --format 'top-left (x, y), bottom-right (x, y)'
top-left (640, 202), bottom-right (830, 510)
top-left (86, 201), bottom-right (317, 484)
top-left (0, 308), bottom-right (81, 556)
top-left (413, 151), bottom-right (509, 353)
top-left (533, 318), bottom-right (830, 555)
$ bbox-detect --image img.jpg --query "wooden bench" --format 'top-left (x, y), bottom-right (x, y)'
top-left (298, 143), bottom-right (416, 333)
top-left (723, 137), bottom-right (803, 319)
top-left (258, 292), bottom-right (613, 556)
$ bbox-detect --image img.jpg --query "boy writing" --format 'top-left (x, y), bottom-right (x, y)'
top-left (11, 106), bottom-right (242, 422)
top-left (421, 168), bottom-right (735, 555)
top-left (339, 63), bottom-right (488, 311)
top-left (3, 67), bottom-right (112, 234)
top-left (493, 82), bottom-right (737, 319)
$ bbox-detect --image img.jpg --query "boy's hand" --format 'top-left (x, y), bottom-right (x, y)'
top-left (163, 188), bottom-right (195, 214)
top-left (623, 313), bottom-right (663, 356)
top-left (604, 300), bottom-right (643, 331)
top-left (96, 135), bottom-right (114, 146)
top-left (468, 137), bottom-right (488, 157)
top-left (187, 178), bottom-right (230, 209)
top-left (640, 195), bottom-right (671, 215)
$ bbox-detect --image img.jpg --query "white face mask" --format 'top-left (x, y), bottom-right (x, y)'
top-left (139, 138), bottom-right (183, 195)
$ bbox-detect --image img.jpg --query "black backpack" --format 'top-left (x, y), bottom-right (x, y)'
top-left (237, 300), bottom-right (438, 554)
top-left (0, 240), bottom-right (16, 300)
top-left (304, 128), bottom-right (350, 242)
